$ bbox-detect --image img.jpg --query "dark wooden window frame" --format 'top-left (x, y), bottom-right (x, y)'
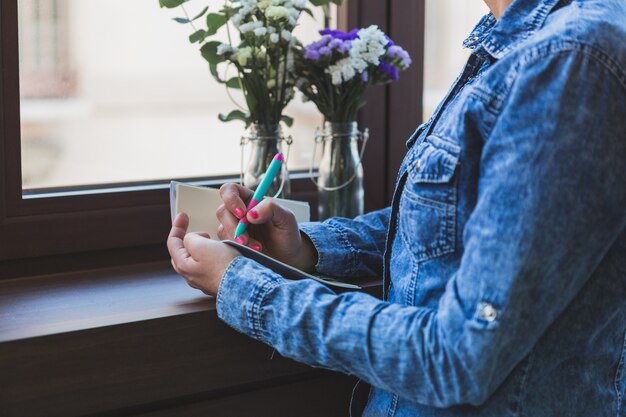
top-left (0, 0), bottom-right (424, 273)
top-left (0, 1), bottom-right (424, 415)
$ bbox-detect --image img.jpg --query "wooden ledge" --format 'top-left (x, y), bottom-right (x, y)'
top-left (0, 261), bottom-right (379, 416)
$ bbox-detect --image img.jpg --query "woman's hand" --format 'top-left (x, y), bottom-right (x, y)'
top-left (216, 183), bottom-right (317, 272)
top-left (167, 212), bottom-right (239, 296)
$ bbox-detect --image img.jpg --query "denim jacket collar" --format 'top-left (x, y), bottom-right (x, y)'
top-left (464, 0), bottom-right (562, 58)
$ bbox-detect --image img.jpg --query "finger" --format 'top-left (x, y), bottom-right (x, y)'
top-left (169, 212), bottom-right (189, 239)
top-left (246, 198), bottom-right (296, 230)
top-left (184, 232), bottom-right (217, 261)
top-left (168, 213), bottom-right (192, 266)
top-left (219, 183), bottom-right (253, 219)
top-left (216, 203), bottom-right (241, 235)
top-left (247, 237), bottom-right (263, 252)
top-left (216, 204), bottom-right (251, 244)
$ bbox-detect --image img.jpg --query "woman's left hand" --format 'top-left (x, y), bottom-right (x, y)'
top-left (167, 212), bottom-right (239, 296)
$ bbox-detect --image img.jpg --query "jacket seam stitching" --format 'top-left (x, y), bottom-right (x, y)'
top-left (251, 278), bottom-right (283, 342)
top-left (512, 349), bottom-right (535, 417)
top-left (481, 42), bottom-right (626, 140)
top-left (614, 329), bottom-right (626, 414)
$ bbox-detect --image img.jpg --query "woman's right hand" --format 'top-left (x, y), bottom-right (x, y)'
top-left (216, 183), bottom-right (318, 272)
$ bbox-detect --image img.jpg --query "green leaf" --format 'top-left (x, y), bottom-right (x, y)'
top-left (301, 7), bottom-right (314, 18)
top-left (281, 115), bottom-right (294, 127)
top-left (244, 92), bottom-right (257, 115)
top-left (172, 17), bottom-right (191, 24)
top-left (225, 77), bottom-right (242, 89)
top-left (189, 29), bottom-right (207, 43)
top-left (209, 63), bottom-right (224, 83)
top-left (218, 110), bottom-right (250, 124)
top-left (191, 6), bottom-right (209, 21)
top-left (159, 0), bottom-right (189, 8)
top-left (200, 41), bottom-right (225, 65)
top-left (206, 13), bottom-right (228, 36)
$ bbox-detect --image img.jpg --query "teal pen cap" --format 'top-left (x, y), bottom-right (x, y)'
top-left (234, 153), bottom-right (284, 239)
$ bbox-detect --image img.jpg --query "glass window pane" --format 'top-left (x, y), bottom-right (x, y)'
top-left (19, 0), bottom-right (331, 190)
top-left (423, 0), bottom-right (489, 120)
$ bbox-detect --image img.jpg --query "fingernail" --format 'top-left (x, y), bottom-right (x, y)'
top-left (235, 236), bottom-right (245, 244)
top-left (250, 244), bottom-right (261, 251)
top-left (234, 207), bottom-right (244, 219)
top-left (249, 209), bottom-right (259, 219)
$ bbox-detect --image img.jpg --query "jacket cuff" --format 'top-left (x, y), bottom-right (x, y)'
top-left (299, 220), bottom-right (359, 277)
top-left (216, 256), bottom-right (286, 342)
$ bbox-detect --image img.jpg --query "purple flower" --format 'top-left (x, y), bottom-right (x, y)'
top-left (304, 48), bottom-right (321, 61)
top-left (319, 28), bottom-right (359, 41)
top-left (328, 38), bottom-right (343, 49)
top-left (318, 46), bottom-right (332, 56)
top-left (378, 61), bottom-right (399, 81)
top-left (387, 45), bottom-right (412, 67)
top-left (337, 40), bottom-right (352, 54)
top-left (361, 71), bottom-right (369, 82)
top-left (385, 34), bottom-right (394, 47)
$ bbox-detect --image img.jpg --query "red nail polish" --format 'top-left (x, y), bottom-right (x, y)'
top-left (234, 207), bottom-right (244, 219)
top-left (235, 236), bottom-right (245, 244)
top-left (250, 244), bottom-right (261, 251)
top-left (249, 209), bottom-right (259, 219)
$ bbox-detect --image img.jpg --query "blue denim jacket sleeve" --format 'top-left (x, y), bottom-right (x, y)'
top-left (217, 49), bottom-right (626, 407)
top-left (299, 207), bottom-right (391, 278)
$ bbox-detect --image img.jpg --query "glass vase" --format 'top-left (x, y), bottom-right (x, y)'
top-left (240, 123), bottom-right (291, 198)
top-left (316, 121), bottom-right (367, 220)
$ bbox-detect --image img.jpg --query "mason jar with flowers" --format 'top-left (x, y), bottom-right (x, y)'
top-left (160, 0), bottom-right (315, 197)
top-left (294, 25), bottom-right (412, 219)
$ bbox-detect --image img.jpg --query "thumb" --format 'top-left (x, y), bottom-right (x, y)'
top-left (183, 232), bottom-right (213, 260)
top-left (247, 198), bottom-right (296, 230)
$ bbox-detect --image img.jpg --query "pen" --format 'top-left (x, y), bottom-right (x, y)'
top-left (234, 152), bottom-right (284, 239)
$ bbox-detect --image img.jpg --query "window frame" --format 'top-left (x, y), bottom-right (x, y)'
top-left (0, 0), bottom-right (424, 267)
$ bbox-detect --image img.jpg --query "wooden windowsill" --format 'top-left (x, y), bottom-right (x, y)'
top-left (0, 261), bottom-right (213, 343)
top-left (0, 261), bottom-right (380, 416)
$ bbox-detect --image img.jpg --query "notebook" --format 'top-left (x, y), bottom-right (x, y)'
top-left (169, 181), bottom-right (360, 290)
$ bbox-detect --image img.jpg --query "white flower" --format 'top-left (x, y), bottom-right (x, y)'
top-left (234, 47), bottom-right (253, 66)
top-left (341, 63), bottom-right (356, 81)
top-left (270, 33), bottom-right (280, 43)
top-left (281, 29), bottom-right (292, 41)
top-left (292, 0), bottom-right (306, 8)
top-left (239, 21), bottom-right (263, 34)
top-left (350, 57), bottom-right (368, 73)
top-left (265, 6), bottom-right (290, 21)
top-left (216, 43), bottom-right (237, 55)
top-left (231, 13), bottom-right (243, 26)
top-left (254, 27), bottom-right (268, 37)
top-left (350, 25), bottom-right (387, 66)
top-left (329, 68), bottom-right (343, 85)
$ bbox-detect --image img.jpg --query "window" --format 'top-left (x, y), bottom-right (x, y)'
top-left (18, 0), bottom-right (330, 191)
top-left (423, 0), bottom-right (489, 119)
top-left (0, 0), bottom-right (424, 268)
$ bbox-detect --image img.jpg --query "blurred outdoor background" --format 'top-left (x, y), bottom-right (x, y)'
top-left (19, 0), bottom-right (488, 190)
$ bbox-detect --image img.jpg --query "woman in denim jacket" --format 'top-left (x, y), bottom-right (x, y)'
top-left (168, 0), bottom-right (626, 415)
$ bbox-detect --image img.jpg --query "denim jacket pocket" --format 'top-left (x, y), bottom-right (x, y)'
top-left (399, 135), bottom-right (461, 262)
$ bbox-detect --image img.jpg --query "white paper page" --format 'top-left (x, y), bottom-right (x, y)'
top-left (171, 182), bottom-right (310, 237)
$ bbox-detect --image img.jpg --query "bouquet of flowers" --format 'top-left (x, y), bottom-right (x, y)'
top-left (160, 0), bottom-right (317, 127)
top-left (295, 25), bottom-right (412, 123)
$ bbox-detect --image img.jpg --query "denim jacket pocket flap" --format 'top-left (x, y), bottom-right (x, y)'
top-left (399, 135), bottom-right (461, 263)
top-left (408, 136), bottom-right (461, 184)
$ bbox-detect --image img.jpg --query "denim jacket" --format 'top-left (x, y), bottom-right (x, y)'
top-left (217, 0), bottom-right (626, 415)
